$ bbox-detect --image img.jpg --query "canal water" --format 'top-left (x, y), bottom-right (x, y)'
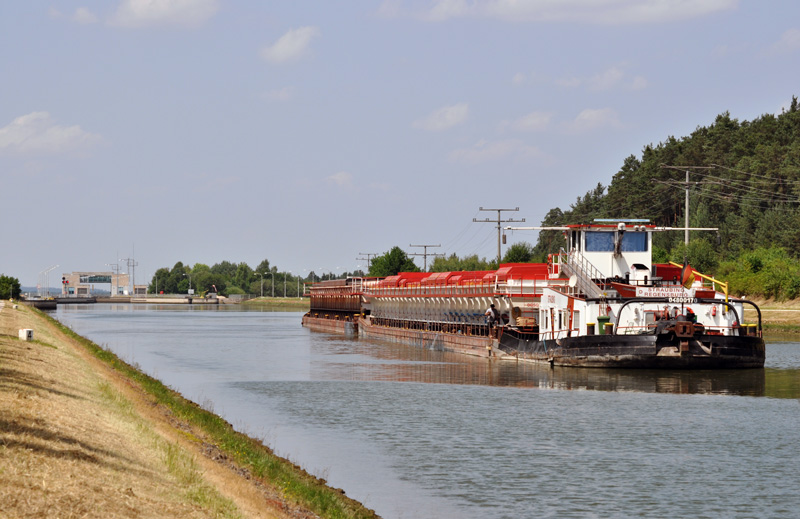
top-left (55, 304), bottom-right (800, 519)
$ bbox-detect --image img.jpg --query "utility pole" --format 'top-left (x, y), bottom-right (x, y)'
top-left (473, 207), bottom-right (525, 264)
top-left (408, 244), bottom-right (444, 271)
top-left (358, 252), bottom-right (379, 273)
top-left (658, 165), bottom-right (715, 245)
top-left (120, 256), bottom-right (138, 295)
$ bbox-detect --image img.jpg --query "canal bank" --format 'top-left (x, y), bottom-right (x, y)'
top-left (0, 301), bottom-right (377, 519)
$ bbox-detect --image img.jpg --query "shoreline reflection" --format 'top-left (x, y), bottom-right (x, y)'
top-left (310, 334), bottom-right (799, 399)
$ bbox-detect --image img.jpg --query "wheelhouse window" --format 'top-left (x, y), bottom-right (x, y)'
top-left (584, 231), bottom-right (648, 252)
top-left (621, 233), bottom-right (648, 252)
top-left (585, 232), bottom-right (614, 251)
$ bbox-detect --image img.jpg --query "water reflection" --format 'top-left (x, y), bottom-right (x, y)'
top-left (56, 304), bottom-right (800, 401)
top-left (308, 332), bottom-right (800, 399)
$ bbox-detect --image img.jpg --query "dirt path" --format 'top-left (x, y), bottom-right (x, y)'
top-left (0, 302), bottom-right (327, 519)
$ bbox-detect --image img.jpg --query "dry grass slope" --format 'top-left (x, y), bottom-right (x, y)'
top-left (0, 302), bottom-right (377, 519)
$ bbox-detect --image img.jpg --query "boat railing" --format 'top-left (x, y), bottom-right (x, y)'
top-left (614, 323), bottom-right (745, 336)
top-left (360, 279), bottom-right (557, 298)
top-left (613, 297), bottom-right (761, 337)
top-left (557, 248), bottom-right (605, 299)
top-left (310, 275), bottom-right (570, 300)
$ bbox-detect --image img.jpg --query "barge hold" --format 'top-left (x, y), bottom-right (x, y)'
top-left (303, 220), bottom-right (765, 369)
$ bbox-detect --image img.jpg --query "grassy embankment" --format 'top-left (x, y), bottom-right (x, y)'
top-left (241, 297), bottom-right (310, 311)
top-left (743, 298), bottom-right (800, 334)
top-left (0, 300), bottom-right (377, 519)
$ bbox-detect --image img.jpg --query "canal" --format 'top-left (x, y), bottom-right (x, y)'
top-left (55, 304), bottom-right (800, 519)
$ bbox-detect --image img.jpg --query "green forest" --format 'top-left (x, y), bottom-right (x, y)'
top-left (145, 98), bottom-right (800, 301)
top-left (529, 96), bottom-right (800, 300)
top-left (147, 260), bottom-right (363, 298)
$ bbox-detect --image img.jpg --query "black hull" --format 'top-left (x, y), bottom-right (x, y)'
top-left (499, 330), bottom-right (765, 369)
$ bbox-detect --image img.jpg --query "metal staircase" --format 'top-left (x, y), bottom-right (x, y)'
top-left (558, 248), bottom-right (605, 299)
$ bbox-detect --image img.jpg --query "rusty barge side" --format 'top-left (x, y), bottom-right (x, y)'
top-left (302, 278), bottom-right (361, 337)
top-left (357, 316), bottom-right (496, 358)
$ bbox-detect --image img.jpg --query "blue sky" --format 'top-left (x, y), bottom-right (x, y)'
top-left (2, 1), bottom-right (799, 287)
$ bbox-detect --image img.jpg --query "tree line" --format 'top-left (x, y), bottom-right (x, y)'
top-left (526, 95), bottom-right (800, 300)
top-left (148, 260), bottom-right (363, 298)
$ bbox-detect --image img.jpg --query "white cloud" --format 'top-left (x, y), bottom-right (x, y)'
top-left (555, 76), bottom-right (582, 88)
top-left (413, 103), bottom-right (469, 131)
top-left (0, 112), bottom-right (101, 155)
top-left (511, 71), bottom-right (544, 87)
top-left (449, 138), bottom-right (541, 163)
top-left (369, 181), bottom-right (392, 192)
top-left (565, 108), bottom-right (622, 133)
top-left (413, 0), bottom-right (737, 24)
top-left (509, 111), bottom-right (553, 132)
top-left (770, 28), bottom-right (800, 54)
top-left (263, 87), bottom-right (293, 102)
top-left (110, 0), bottom-right (219, 28)
top-left (588, 66), bottom-right (625, 90)
top-left (631, 75), bottom-right (648, 90)
top-left (327, 171), bottom-right (353, 187)
top-left (73, 7), bottom-right (99, 24)
top-left (556, 65), bottom-right (647, 91)
top-left (425, 0), bottom-right (471, 21)
top-left (376, 0), bottom-right (404, 18)
top-left (261, 27), bottom-right (321, 64)
top-left (711, 44), bottom-right (730, 58)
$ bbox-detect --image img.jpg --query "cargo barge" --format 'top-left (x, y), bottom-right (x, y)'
top-left (303, 220), bottom-right (765, 369)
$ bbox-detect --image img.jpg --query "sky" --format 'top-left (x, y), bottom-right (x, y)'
top-left (2, 0), bottom-right (799, 287)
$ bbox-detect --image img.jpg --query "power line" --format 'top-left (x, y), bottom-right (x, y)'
top-left (659, 165), bottom-right (716, 244)
top-left (711, 163), bottom-right (800, 185)
top-left (441, 209), bottom-right (481, 252)
top-left (467, 229), bottom-right (497, 261)
top-left (473, 207), bottom-right (525, 264)
top-left (657, 177), bottom-right (800, 206)
top-left (684, 168), bottom-right (800, 201)
top-left (408, 244), bottom-right (445, 271)
top-left (693, 188), bottom-right (800, 209)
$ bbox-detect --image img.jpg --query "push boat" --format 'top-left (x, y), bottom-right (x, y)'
top-left (302, 220), bottom-right (765, 369)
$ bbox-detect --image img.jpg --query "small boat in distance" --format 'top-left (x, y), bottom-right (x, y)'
top-left (303, 220), bottom-right (765, 369)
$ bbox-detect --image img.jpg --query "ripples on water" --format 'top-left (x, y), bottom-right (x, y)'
top-left (55, 305), bottom-right (800, 519)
